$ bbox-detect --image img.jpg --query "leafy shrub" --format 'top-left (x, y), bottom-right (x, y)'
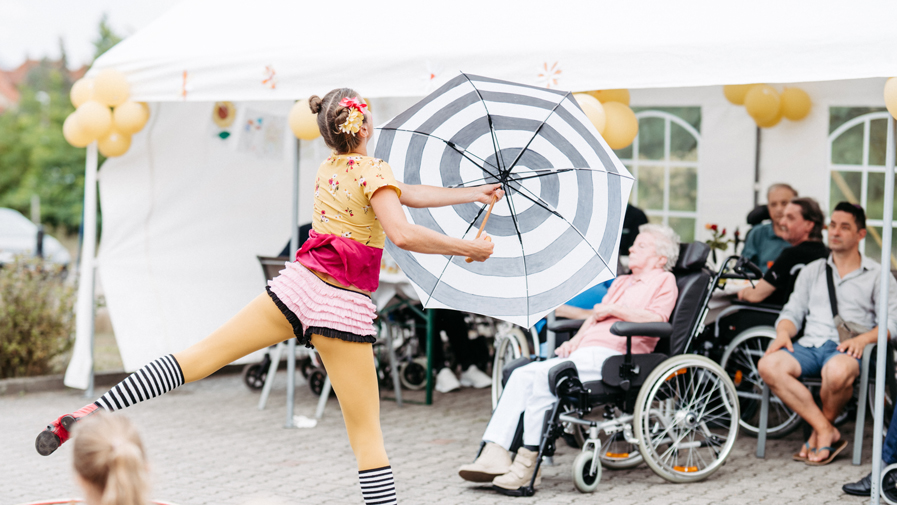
top-left (0, 256), bottom-right (75, 378)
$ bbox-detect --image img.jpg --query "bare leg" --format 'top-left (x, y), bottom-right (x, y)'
top-left (758, 351), bottom-right (831, 458)
top-left (810, 354), bottom-right (859, 462)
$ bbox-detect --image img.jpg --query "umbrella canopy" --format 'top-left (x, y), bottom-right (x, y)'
top-left (374, 73), bottom-right (632, 328)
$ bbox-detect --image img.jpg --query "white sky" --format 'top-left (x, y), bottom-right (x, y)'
top-left (0, 0), bottom-right (183, 69)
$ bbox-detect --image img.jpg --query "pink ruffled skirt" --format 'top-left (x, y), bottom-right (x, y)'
top-left (266, 261), bottom-right (378, 347)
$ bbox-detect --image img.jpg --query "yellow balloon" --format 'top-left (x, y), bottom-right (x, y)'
top-left (289, 99), bottom-right (321, 140)
top-left (744, 84), bottom-right (780, 122)
top-left (62, 113), bottom-right (93, 148)
top-left (92, 69), bottom-right (130, 107)
top-left (139, 102), bottom-right (150, 116)
top-left (573, 93), bottom-right (607, 134)
top-left (70, 78), bottom-right (94, 108)
top-left (723, 84), bottom-right (754, 105)
top-left (780, 88), bottom-right (812, 121)
top-left (885, 77), bottom-right (897, 120)
top-left (75, 100), bottom-right (113, 139)
top-left (97, 128), bottom-right (132, 157)
top-left (587, 89), bottom-right (630, 106)
top-left (755, 109), bottom-right (783, 128)
top-left (113, 101), bottom-right (149, 134)
top-left (602, 102), bottom-right (639, 150)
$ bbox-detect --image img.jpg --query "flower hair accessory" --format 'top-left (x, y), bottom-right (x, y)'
top-left (337, 96), bottom-right (368, 136)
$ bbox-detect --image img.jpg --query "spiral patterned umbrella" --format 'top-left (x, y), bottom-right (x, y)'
top-left (374, 73), bottom-right (633, 328)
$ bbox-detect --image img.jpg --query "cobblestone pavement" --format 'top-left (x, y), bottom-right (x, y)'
top-left (0, 372), bottom-right (879, 505)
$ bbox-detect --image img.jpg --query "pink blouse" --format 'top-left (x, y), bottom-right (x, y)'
top-left (574, 269), bottom-right (678, 355)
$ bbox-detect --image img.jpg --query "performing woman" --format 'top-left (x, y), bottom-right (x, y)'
top-left (35, 89), bottom-right (502, 505)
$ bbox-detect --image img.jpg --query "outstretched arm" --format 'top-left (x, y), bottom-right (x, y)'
top-left (371, 187), bottom-right (494, 261)
top-left (396, 182), bottom-right (503, 208)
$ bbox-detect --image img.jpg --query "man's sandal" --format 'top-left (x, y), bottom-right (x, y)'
top-left (792, 442), bottom-right (814, 462)
top-left (805, 439), bottom-right (848, 466)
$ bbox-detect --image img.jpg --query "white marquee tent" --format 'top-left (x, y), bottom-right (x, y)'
top-left (64, 0), bottom-right (897, 498)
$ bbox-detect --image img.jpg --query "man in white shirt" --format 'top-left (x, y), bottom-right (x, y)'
top-left (758, 203), bottom-right (897, 465)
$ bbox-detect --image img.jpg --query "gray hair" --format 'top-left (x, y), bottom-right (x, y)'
top-left (767, 183), bottom-right (798, 198)
top-left (638, 223), bottom-right (680, 271)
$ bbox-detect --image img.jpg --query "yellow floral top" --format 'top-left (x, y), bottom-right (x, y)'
top-left (312, 154), bottom-right (402, 249)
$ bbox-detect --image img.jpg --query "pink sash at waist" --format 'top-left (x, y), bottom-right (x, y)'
top-left (294, 230), bottom-right (383, 292)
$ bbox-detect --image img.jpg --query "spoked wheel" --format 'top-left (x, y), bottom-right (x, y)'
top-left (399, 359), bottom-right (427, 390)
top-left (598, 430), bottom-right (643, 470)
top-left (308, 369), bottom-right (327, 396)
top-left (634, 355), bottom-right (740, 483)
top-left (720, 327), bottom-right (801, 438)
top-left (491, 325), bottom-right (529, 409)
top-left (241, 363), bottom-right (267, 390)
top-left (882, 463), bottom-right (897, 505)
top-left (572, 450), bottom-right (602, 493)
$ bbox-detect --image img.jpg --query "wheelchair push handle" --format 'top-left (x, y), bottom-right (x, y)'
top-left (718, 255), bottom-right (763, 280)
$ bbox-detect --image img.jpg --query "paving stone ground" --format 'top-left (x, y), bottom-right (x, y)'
top-left (0, 371), bottom-right (879, 504)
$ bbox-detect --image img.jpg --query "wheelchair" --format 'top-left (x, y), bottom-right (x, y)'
top-left (492, 242), bottom-right (743, 494)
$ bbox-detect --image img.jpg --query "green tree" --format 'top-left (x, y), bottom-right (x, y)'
top-left (0, 15), bottom-right (122, 233)
top-left (93, 13), bottom-right (123, 60)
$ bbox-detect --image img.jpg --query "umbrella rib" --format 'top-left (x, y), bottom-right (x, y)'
top-left (421, 201), bottom-right (494, 306)
top-left (462, 73), bottom-right (506, 174)
top-left (503, 93), bottom-right (569, 174)
top-left (376, 127), bottom-right (502, 177)
top-left (507, 181), bottom-right (616, 277)
top-left (502, 181), bottom-right (530, 325)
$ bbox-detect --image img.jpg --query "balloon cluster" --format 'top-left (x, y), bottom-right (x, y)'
top-left (724, 84), bottom-right (811, 128)
top-left (573, 89), bottom-right (638, 150)
top-left (63, 69), bottom-right (149, 157)
top-left (885, 78), bottom-right (897, 120)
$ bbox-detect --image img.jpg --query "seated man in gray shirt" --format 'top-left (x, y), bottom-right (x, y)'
top-left (758, 202), bottom-right (897, 465)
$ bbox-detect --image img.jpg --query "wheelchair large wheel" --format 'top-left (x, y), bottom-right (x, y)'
top-left (491, 326), bottom-right (529, 408)
top-left (572, 450), bottom-right (602, 493)
top-left (598, 431), bottom-right (643, 469)
top-left (634, 355), bottom-right (739, 483)
top-left (720, 327), bottom-right (801, 438)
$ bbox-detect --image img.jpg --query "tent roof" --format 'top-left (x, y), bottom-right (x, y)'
top-left (91, 0), bottom-right (897, 102)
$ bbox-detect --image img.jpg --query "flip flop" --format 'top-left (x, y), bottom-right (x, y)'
top-left (792, 442), bottom-right (814, 461)
top-left (805, 439), bottom-right (848, 466)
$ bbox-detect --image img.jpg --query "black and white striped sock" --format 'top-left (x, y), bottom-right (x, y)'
top-left (358, 466), bottom-right (397, 505)
top-left (96, 355), bottom-right (185, 412)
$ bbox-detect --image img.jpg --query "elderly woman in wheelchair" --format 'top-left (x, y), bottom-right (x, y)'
top-left (459, 225), bottom-right (687, 495)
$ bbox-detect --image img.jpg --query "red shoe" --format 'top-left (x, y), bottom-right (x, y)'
top-left (35, 403), bottom-right (100, 456)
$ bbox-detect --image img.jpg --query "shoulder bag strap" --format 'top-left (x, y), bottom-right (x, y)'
top-left (825, 263), bottom-right (839, 318)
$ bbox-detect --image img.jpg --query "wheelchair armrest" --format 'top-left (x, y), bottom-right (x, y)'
top-left (547, 318), bottom-right (585, 333)
top-left (548, 361), bottom-right (578, 396)
top-left (610, 322), bottom-right (673, 339)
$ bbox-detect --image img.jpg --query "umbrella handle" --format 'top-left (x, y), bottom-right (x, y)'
top-left (465, 195), bottom-right (497, 263)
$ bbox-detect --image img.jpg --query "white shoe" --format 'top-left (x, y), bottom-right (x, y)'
top-left (460, 365), bottom-right (492, 389)
top-left (435, 367), bottom-right (461, 393)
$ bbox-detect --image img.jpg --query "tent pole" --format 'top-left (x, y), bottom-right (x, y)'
top-left (80, 142), bottom-right (99, 398)
top-left (871, 115), bottom-right (896, 505)
top-left (285, 138), bottom-right (301, 428)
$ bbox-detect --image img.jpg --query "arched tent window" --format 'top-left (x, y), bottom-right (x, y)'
top-left (615, 108), bottom-right (701, 242)
top-left (827, 108), bottom-right (896, 268)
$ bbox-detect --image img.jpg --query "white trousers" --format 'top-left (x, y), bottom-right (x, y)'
top-left (482, 346), bottom-right (621, 448)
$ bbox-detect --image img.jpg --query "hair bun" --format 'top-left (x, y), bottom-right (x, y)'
top-left (308, 96), bottom-right (323, 114)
